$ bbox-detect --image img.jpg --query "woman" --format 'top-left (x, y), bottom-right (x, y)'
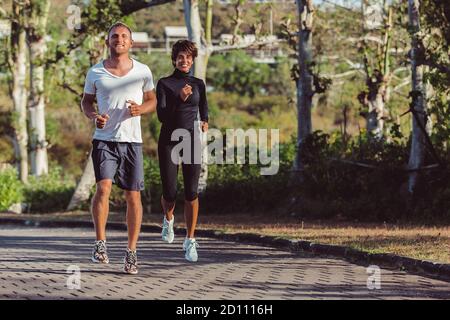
top-left (156, 40), bottom-right (208, 262)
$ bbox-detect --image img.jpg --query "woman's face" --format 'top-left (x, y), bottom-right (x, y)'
top-left (175, 51), bottom-right (193, 73)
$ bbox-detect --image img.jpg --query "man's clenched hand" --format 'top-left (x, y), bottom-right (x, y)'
top-left (95, 114), bottom-right (110, 129)
top-left (127, 100), bottom-right (142, 117)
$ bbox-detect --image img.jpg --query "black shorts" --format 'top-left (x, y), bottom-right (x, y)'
top-left (91, 139), bottom-right (145, 191)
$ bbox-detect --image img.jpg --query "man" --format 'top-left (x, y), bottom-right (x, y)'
top-left (81, 22), bottom-right (156, 275)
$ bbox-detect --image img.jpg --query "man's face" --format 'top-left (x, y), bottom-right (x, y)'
top-left (106, 26), bottom-right (133, 55)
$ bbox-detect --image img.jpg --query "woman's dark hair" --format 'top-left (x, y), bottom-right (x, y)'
top-left (171, 40), bottom-right (198, 67)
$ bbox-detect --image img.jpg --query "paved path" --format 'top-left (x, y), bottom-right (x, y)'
top-left (0, 225), bottom-right (449, 300)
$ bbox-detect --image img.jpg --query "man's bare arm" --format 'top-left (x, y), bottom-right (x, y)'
top-left (81, 93), bottom-right (98, 120)
top-left (81, 93), bottom-right (109, 128)
top-left (128, 90), bottom-right (157, 117)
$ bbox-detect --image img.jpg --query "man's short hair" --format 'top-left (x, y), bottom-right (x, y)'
top-left (107, 22), bottom-right (133, 40)
top-left (171, 40), bottom-right (198, 67)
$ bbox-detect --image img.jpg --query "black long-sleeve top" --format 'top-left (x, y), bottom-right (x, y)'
top-left (156, 69), bottom-right (208, 140)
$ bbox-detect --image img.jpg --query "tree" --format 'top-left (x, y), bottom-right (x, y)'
top-left (358, 0), bottom-right (394, 139)
top-left (419, 0), bottom-right (450, 147)
top-left (293, 0), bottom-right (315, 176)
top-left (27, 0), bottom-right (51, 176)
top-left (406, 0), bottom-right (439, 195)
top-left (8, 0), bottom-right (29, 183)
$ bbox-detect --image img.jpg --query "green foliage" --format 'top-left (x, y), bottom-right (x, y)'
top-left (79, 0), bottom-right (122, 35)
top-left (209, 91), bottom-right (290, 114)
top-left (0, 138), bottom-right (14, 163)
top-left (206, 91), bottom-right (296, 138)
top-left (195, 137), bottom-right (295, 214)
top-left (0, 169), bottom-right (23, 211)
top-left (295, 131), bottom-right (408, 220)
top-left (207, 50), bottom-right (271, 97)
top-left (418, 0), bottom-right (450, 149)
top-left (0, 109), bottom-right (15, 162)
top-left (142, 156), bottom-right (164, 208)
top-left (430, 90), bottom-right (450, 150)
top-left (0, 37), bottom-right (8, 74)
top-left (134, 52), bottom-right (173, 81)
top-left (194, 130), bottom-right (449, 222)
top-left (24, 167), bottom-right (75, 213)
top-left (203, 150), bottom-right (290, 214)
top-left (293, 130), bottom-right (450, 222)
top-left (147, 114), bottom-right (161, 143)
top-left (45, 116), bottom-right (61, 145)
top-left (267, 56), bottom-right (296, 98)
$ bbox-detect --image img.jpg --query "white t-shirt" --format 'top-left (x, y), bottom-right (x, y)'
top-left (84, 58), bottom-right (154, 143)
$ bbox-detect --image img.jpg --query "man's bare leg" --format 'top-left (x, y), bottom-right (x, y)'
top-left (91, 179), bottom-right (113, 241)
top-left (125, 190), bottom-right (143, 251)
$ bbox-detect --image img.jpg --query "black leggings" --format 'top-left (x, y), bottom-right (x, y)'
top-left (158, 135), bottom-right (201, 202)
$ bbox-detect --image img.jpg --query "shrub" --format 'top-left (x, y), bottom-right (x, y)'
top-left (201, 139), bottom-right (295, 214)
top-left (24, 167), bottom-right (75, 213)
top-left (0, 168), bottom-right (23, 211)
top-left (207, 50), bottom-right (271, 97)
top-left (142, 157), bottom-right (166, 212)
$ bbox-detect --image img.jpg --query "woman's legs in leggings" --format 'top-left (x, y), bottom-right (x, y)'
top-left (158, 142), bottom-right (178, 221)
top-left (182, 163), bottom-right (201, 238)
top-left (159, 132), bottom-right (202, 237)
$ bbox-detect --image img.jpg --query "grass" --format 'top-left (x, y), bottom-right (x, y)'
top-left (204, 223), bottom-right (450, 264)
top-left (1, 210), bottom-right (449, 264)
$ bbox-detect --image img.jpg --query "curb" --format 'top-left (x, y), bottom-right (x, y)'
top-left (1, 217), bottom-right (450, 283)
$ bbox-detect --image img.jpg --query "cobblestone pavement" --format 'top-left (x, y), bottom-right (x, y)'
top-left (0, 225), bottom-right (449, 300)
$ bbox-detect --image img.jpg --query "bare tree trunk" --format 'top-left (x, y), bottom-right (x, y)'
top-left (360, 1), bottom-right (392, 139)
top-left (293, 0), bottom-right (314, 175)
top-left (362, 77), bottom-right (388, 138)
top-left (407, 0), bottom-right (427, 194)
top-left (28, 0), bottom-right (50, 176)
top-left (367, 89), bottom-right (385, 136)
top-left (205, 0), bottom-right (213, 68)
top-left (424, 66), bottom-right (433, 135)
top-left (189, 0), bottom-right (207, 80)
top-left (183, 0), bottom-right (192, 39)
top-left (67, 150), bottom-right (95, 211)
top-left (10, 1), bottom-right (29, 183)
top-left (232, 0), bottom-right (245, 44)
